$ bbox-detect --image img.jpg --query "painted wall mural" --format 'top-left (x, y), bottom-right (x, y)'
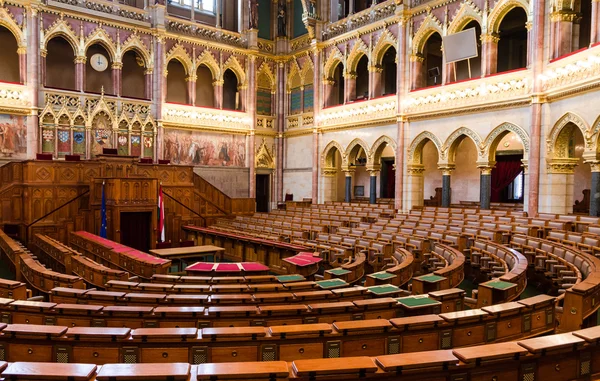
top-left (0, 114), bottom-right (27, 159)
top-left (164, 129), bottom-right (246, 166)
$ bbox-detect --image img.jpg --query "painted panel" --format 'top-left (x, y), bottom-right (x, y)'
top-left (0, 114), bottom-right (27, 159)
top-left (163, 129), bottom-right (246, 166)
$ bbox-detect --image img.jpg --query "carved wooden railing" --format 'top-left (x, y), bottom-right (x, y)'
top-left (193, 173), bottom-right (254, 217)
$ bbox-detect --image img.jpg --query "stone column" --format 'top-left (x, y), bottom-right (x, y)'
top-left (26, 6), bottom-right (40, 159)
top-left (312, 128), bottom-right (320, 204)
top-left (144, 69), bottom-right (153, 100)
top-left (410, 54), bottom-right (424, 90)
top-left (479, 165), bottom-right (493, 209)
top-left (276, 62), bottom-right (285, 203)
top-left (395, 120), bottom-right (405, 210)
top-left (369, 65), bottom-right (383, 98)
top-left (18, 47), bottom-right (27, 84)
top-left (528, 0), bottom-right (546, 216)
top-left (248, 131), bottom-right (256, 198)
top-left (368, 169), bottom-right (379, 204)
top-left (439, 166), bottom-right (454, 207)
top-left (343, 169), bottom-right (354, 202)
top-left (111, 62), bottom-right (122, 97)
top-left (75, 56), bottom-right (86, 92)
top-left (592, 0), bottom-right (600, 45)
top-left (213, 80), bottom-right (223, 109)
top-left (345, 73), bottom-right (356, 102)
top-left (481, 34), bottom-right (499, 76)
top-left (215, 0), bottom-right (222, 28)
top-left (590, 162), bottom-right (600, 216)
top-left (247, 54), bottom-right (258, 198)
top-left (154, 36), bottom-right (166, 160)
top-left (348, 0), bottom-right (355, 15)
top-left (322, 79), bottom-right (334, 107)
top-left (406, 165), bottom-right (425, 209)
top-left (186, 75), bottom-right (197, 105)
top-left (40, 49), bottom-right (47, 86)
top-left (396, 14), bottom-right (408, 211)
top-left (550, 12), bottom-right (576, 58)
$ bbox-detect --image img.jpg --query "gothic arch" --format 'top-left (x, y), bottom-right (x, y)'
top-left (322, 140), bottom-right (347, 168)
top-left (0, 8), bottom-right (25, 48)
top-left (84, 27), bottom-right (118, 63)
top-left (442, 127), bottom-right (483, 163)
top-left (346, 39), bottom-right (370, 73)
top-left (300, 57), bottom-right (315, 85)
top-left (408, 131), bottom-right (443, 165)
top-left (165, 44), bottom-right (193, 75)
top-left (257, 62), bottom-right (276, 91)
top-left (42, 19), bottom-right (80, 55)
top-left (345, 138), bottom-right (370, 164)
top-left (547, 112), bottom-right (592, 159)
top-left (120, 34), bottom-right (152, 69)
top-left (483, 122), bottom-right (530, 162)
top-left (195, 49), bottom-right (220, 79)
top-left (221, 55), bottom-right (246, 85)
top-left (371, 135), bottom-right (398, 165)
top-left (447, 2), bottom-right (483, 35)
top-left (323, 46), bottom-right (344, 79)
top-left (488, 0), bottom-right (530, 34)
top-left (372, 29), bottom-right (398, 66)
top-left (412, 14), bottom-right (444, 55)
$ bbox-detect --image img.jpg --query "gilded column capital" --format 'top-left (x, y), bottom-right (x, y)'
top-left (480, 33), bottom-right (500, 44)
top-left (322, 167), bottom-right (337, 176)
top-left (17, 46), bottom-right (27, 55)
top-left (144, 69), bottom-right (153, 75)
top-left (589, 161), bottom-right (600, 172)
top-left (212, 80), bottom-right (224, 86)
top-left (438, 165), bottom-right (455, 176)
top-left (409, 54), bottom-right (425, 63)
top-left (344, 72), bottom-right (358, 79)
top-left (322, 79), bottom-right (335, 86)
top-left (525, 21), bottom-right (533, 31)
top-left (478, 165), bottom-right (494, 175)
top-left (368, 65), bottom-right (383, 73)
top-left (111, 62), bottom-right (123, 70)
top-left (407, 164), bottom-right (425, 176)
top-left (550, 11), bottom-right (577, 22)
top-left (74, 56), bottom-right (87, 64)
top-left (40, 48), bottom-right (47, 58)
top-left (185, 75), bottom-right (197, 82)
top-left (546, 158), bottom-right (579, 174)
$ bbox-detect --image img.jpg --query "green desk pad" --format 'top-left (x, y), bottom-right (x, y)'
top-left (276, 274), bottom-right (306, 283)
top-left (366, 284), bottom-right (400, 295)
top-left (485, 280), bottom-right (516, 290)
top-left (368, 272), bottom-right (397, 280)
top-left (415, 274), bottom-right (446, 282)
top-left (327, 268), bottom-right (352, 276)
top-left (316, 278), bottom-right (349, 289)
top-left (396, 296), bottom-right (440, 307)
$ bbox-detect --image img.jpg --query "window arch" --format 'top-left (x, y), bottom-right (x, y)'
top-left (497, 7), bottom-right (528, 73)
top-left (166, 59), bottom-right (188, 104)
top-left (0, 26), bottom-right (20, 83)
top-left (121, 50), bottom-right (146, 99)
top-left (222, 69), bottom-right (239, 110)
top-left (86, 44), bottom-right (113, 94)
top-left (45, 36), bottom-right (76, 90)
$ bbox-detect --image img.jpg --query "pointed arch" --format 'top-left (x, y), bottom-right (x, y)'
top-left (447, 2), bottom-right (483, 35)
top-left (488, 0), bottom-right (529, 34)
top-left (300, 57), bottom-right (315, 85)
top-left (371, 135), bottom-right (398, 165)
top-left (323, 46), bottom-right (344, 79)
top-left (547, 112), bottom-right (592, 159)
top-left (195, 49), bottom-right (220, 80)
top-left (165, 43), bottom-right (193, 76)
top-left (442, 127), bottom-right (483, 163)
top-left (322, 140), bottom-right (347, 168)
top-left (346, 39), bottom-right (369, 73)
top-left (408, 131), bottom-right (443, 165)
top-left (345, 138), bottom-right (370, 163)
top-left (0, 8), bottom-right (25, 48)
top-left (222, 55), bottom-right (246, 85)
top-left (483, 122), bottom-right (530, 162)
top-left (43, 19), bottom-right (79, 55)
top-left (120, 33), bottom-right (152, 69)
top-left (257, 62), bottom-right (276, 91)
top-left (372, 29), bottom-right (398, 66)
top-left (84, 27), bottom-right (118, 62)
top-left (412, 14), bottom-right (444, 55)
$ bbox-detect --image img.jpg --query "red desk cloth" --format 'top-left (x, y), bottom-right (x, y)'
top-left (241, 263), bottom-right (270, 271)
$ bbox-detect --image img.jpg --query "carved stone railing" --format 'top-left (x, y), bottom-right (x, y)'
top-left (256, 115), bottom-right (275, 129)
top-left (166, 16), bottom-right (245, 48)
top-left (323, 0), bottom-right (398, 40)
top-left (403, 69), bottom-right (531, 115)
top-left (542, 44), bottom-right (600, 96)
top-left (163, 103), bottom-right (251, 130)
top-left (48, 0), bottom-right (149, 23)
top-left (257, 39), bottom-right (274, 54)
top-left (0, 82), bottom-right (30, 110)
top-left (286, 112), bottom-right (313, 130)
top-left (316, 96), bottom-right (396, 128)
top-left (290, 34), bottom-right (311, 51)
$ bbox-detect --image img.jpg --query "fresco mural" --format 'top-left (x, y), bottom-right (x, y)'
top-left (0, 114), bottom-right (27, 159)
top-left (164, 129), bottom-right (246, 166)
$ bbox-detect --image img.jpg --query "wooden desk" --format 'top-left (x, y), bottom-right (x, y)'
top-left (477, 280), bottom-right (518, 307)
top-left (453, 342), bottom-right (529, 364)
top-left (396, 296), bottom-right (442, 316)
top-left (197, 361), bottom-right (289, 380)
top-left (411, 274), bottom-right (447, 295)
top-left (375, 350), bottom-right (458, 372)
top-left (292, 357), bottom-right (377, 377)
top-left (96, 363), bottom-right (191, 381)
top-left (150, 246), bottom-right (225, 272)
top-left (3, 362), bottom-right (96, 381)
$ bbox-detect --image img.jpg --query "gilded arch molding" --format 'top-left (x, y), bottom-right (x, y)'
top-left (547, 112), bottom-right (592, 159)
top-left (323, 47), bottom-right (344, 79)
top-left (195, 50), bottom-right (220, 80)
top-left (321, 140), bottom-right (347, 169)
top-left (408, 131), bottom-right (443, 165)
top-left (345, 138), bottom-right (370, 164)
top-left (412, 14), bottom-right (443, 55)
top-left (84, 26), bottom-right (118, 63)
top-left (488, 0), bottom-right (530, 34)
top-left (120, 33), bottom-right (152, 70)
top-left (346, 39), bottom-right (370, 73)
top-left (447, 1), bottom-right (483, 35)
top-left (483, 122), bottom-right (530, 162)
top-left (371, 135), bottom-right (398, 165)
top-left (442, 127), bottom-right (484, 163)
top-left (0, 7), bottom-right (25, 48)
top-left (372, 29), bottom-right (398, 66)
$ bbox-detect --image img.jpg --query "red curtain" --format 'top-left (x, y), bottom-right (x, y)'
top-left (491, 157), bottom-right (523, 202)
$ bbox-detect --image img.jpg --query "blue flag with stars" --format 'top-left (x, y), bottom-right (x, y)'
top-left (100, 181), bottom-right (107, 238)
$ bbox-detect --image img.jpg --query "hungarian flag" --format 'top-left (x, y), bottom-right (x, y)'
top-left (99, 181), bottom-right (107, 238)
top-left (158, 185), bottom-right (165, 243)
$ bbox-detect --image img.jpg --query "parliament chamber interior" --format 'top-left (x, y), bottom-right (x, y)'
top-left (2, 0), bottom-right (600, 379)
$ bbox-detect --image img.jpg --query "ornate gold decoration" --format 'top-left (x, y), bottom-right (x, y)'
top-left (255, 138), bottom-right (275, 169)
top-left (407, 164), bottom-right (426, 175)
top-left (408, 131), bottom-right (443, 165)
top-left (316, 96), bottom-right (397, 127)
top-left (546, 158), bottom-right (580, 173)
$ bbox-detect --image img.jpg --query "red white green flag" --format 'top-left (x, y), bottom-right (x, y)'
top-left (158, 185), bottom-right (165, 242)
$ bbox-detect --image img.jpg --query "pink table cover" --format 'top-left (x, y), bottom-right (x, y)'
top-left (215, 263), bottom-right (241, 272)
top-left (241, 263), bottom-right (270, 272)
top-left (185, 262), bottom-right (216, 272)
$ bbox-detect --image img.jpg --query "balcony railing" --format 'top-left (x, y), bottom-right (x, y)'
top-left (0, 82), bottom-right (30, 110)
top-left (403, 69), bottom-right (531, 115)
top-left (542, 43), bottom-right (600, 95)
top-left (48, 0), bottom-right (149, 23)
top-left (256, 116), bottom-right (275, 130)
top-left (166, 16), bottom-right (245, 48)
top-left (286, 112), bottom-right (314, 130)
top-left (163, 103), bottom-right (251, 130)
top-left (324, 0), bottom-right (398, 40)
top-left (316, 96), bottom-right (396, 128)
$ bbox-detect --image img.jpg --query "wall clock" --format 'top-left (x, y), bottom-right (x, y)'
top-left (90, 54), bottom-right (109, 72)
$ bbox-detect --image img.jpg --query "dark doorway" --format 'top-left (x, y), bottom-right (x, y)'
top-left (380, 158), bottom-right (396, 199)
top-left (256, 174), bottom-right (270, 213)
top-left (120, 211), bottom-right (152, 252)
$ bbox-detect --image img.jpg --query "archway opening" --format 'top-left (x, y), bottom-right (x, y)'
top-left (375, 142), bottom-right (396, 199)
top-left (195, 64), bottom-right (215, 107)
top-left (46, 37), bottom-right (76, 90)
top-left (382, 46), bottom-right (397, 95)
top-left (121, 50), bottom-right (146, 99)
top-left (578, 0), bottom-right (592, 50)
top-left (424, 32), bottom-right (443, 88)
top-left (491, 132), bottom-right (525, 204)
top-left (497, 7), bottom-right (528, 73)
top-left (0, 26), bottom-right (20, 83)
top-left (166, 59), bottom-right (188, 104)
top-left (331, 63), bottom-right (345, 106)
top-left (451, 136), bottom-right (480, 205)
top-left (222, 69), bottom-right (239, 111)
top-left (454, 21), bottom-right (482, 81)
top-left (421, 140), bottom-right (442, 206)
top-left (562, 123), bottom-right (590, 213)
top-left (355, 55), bottom-right (369, 101)
top-left (348, 144), bottom-right (368, 201)
top-left (322, 146), bottom-right (345, 202)
top-left (86, 44), bottom-right (113, 94)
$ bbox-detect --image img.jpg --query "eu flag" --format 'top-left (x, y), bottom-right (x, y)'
top-left (100, 181), bottom-right (107, 238)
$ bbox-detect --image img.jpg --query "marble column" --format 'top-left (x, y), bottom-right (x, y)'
top-left (40, 50), bottom-right (47, 86)
top-left (215, 0), bottom-right (222, 28)
top-left (551, 12), bottom-right (575, 58)
top-left (410, 54), bottom-right (424, 90)
top-left (144, 69), bottom-right (153, 100)
top-left (590, 162), bottom-right (600, 216)
top-left (186, 75), bottom-right (196, 105)
top-left (75, 56), bottom-right (86, 92)
top-left (481, 34), bottom-right (499, 76)
top-left (18, 48), bottom-right (27, 84)
top-left (439, 167), bottom-right (454, 207)
top-left (312, 128), bottom-right (320, 204)
top-left (528, 0), bottom-right (546, 216)
top-left (344, 170), bottom-right (354, 202)
top-left (248, 131), bottom-right (256, 199)
top-left (348, 0), bottom-right (355, 15)
top-left (479, 166), bottom-right (493, 209)
top-left (111, 62), bottom-right (122, 97)
top-left (248, 55), bottom-right (257, 199)
top-left (368, 170), bottom-right (379, 204)
top-left (345, 73), bottom-right (356, 102)
top-left (395, 120), bottom-right (405, 210)
top-left (154, 36), bottom-right (166, 160)
top-left (592, 0), bottom-right (600, 45)
top-left (396, 15), bottom-right (408, 211)
top-left (370, 65), bottom-right (382, 98)
top-left (26, 7), bottom-right (40, 159)
top-left (276, 63), bottom-right (285, 203)
top-left (213, 80), bottom-right (223, 109)
top-left (322, 80), bottom-right (334, 107)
